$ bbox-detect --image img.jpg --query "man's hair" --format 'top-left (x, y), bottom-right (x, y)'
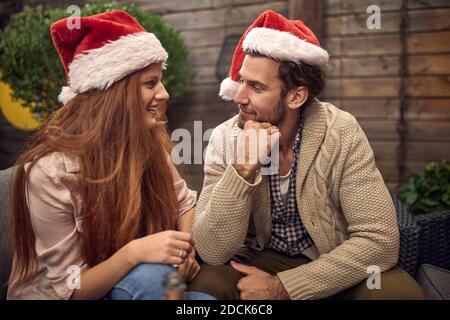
top-left (278, 60), bottom-right (325, 107)
top-left (247, 51), bottom-right (325, 107)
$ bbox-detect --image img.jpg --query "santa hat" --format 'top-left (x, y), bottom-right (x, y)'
top-left (50, 10), bottom-right (168, 104)
top-left (219, 10), bottom-right (329, 101)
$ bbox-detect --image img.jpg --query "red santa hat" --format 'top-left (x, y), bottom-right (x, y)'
top-left (50, 10), bottom-right (168, 105)
top-left (219, 10), bottom-right (329, 101)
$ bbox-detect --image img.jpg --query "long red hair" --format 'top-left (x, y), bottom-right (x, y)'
top-left (10, 66), bottom-right (178, 281)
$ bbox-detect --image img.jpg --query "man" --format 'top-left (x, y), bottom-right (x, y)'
top-left (190, 10), bottom-right (424, 300)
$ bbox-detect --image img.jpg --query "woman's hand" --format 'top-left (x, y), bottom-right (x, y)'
top-left (177, 249), bottom-right (201, 282)
top-left (127, 230), bottom-right (193, 266)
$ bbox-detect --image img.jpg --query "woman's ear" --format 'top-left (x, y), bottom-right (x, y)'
top-left (287, 86), bottom-right (309, 110)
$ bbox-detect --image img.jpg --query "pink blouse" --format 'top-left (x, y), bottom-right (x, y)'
top-left (7, 152), bottom-right (197, 300)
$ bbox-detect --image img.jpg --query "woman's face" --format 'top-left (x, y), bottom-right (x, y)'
top-left (140, 62), bottom-right (169, 127)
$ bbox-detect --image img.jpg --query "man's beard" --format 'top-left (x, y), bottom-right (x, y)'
top-left (237, 99), bottom-right (285, 129)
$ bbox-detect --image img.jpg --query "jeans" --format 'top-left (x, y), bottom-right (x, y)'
top-left (106, 263), bottom-right (215, 300)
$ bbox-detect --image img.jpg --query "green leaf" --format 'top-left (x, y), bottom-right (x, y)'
top-left (398, 161), bottom-right (450, 215)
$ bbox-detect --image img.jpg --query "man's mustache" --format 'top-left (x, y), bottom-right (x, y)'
top-left (238, 104), bottom-right (256, 114)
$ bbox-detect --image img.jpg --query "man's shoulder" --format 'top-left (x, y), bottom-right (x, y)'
top-left (318, 100), bottom-right (360, 135)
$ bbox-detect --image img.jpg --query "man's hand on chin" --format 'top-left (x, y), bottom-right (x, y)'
top-left (230, 260), bottom-right (290, 300)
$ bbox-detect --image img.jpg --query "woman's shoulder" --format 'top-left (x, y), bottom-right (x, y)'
top-left (25, 152), bottom-right (79, 185)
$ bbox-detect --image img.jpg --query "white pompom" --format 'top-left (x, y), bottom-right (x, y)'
top-left (219, 78), bottom-right (240, 101)
top-left (58, 86), bottom-right (77, 105)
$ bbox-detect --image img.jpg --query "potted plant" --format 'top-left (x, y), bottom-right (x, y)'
top-left (398, 161), bottom-right (450, 270)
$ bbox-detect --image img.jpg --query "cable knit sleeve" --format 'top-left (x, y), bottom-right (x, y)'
top-left (192, 125), bottom-right (263, 265)
top-left (277, 117), bottom-right (400, 300)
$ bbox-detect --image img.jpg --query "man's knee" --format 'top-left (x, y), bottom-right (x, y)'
top-left (189, 263), bottom-right (242, 300)
top-left (353, 267), bottom-right (425, 300)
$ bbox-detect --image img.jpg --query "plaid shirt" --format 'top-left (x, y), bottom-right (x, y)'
top-left (266, 108), bottom-right (314, 255)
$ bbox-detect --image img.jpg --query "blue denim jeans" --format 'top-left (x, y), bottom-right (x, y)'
top-left (106, 263), bottom-right (215, 300)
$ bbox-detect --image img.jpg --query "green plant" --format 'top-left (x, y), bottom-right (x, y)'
top-left (0, 2), bottom-right (193, 119)
top-left (398, 161), bottom-right (450, 215)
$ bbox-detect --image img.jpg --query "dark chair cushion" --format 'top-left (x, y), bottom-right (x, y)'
top-left (416, 264), bottom-right (450, 300)
top-left (0, 167), bottom-right (14, 300)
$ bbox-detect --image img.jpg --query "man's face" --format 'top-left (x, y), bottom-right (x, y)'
top-left (234, 54), bottom-right (286, 129)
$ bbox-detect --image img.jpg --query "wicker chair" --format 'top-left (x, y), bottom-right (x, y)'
top-left (415, 210), bottom-right (450, 271)
top-left (389, 187), bottom-right (450, 277)
top-left (389, 190), bottom-right (421, 276)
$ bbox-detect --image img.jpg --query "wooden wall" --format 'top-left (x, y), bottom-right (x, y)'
top-left (147, 0), bottom-right (450, 191)
top-left (321, 0), bottom-right (450, 188)
top-left (2, 0), bottom-right (449, 192)
top-left (127, 0), bottom-right (290, 191)
top-left (130, 0), bottom-right (450, 191)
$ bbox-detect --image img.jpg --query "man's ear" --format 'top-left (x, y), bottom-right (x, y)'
top-left (287, 86), bottom-right (309, 110)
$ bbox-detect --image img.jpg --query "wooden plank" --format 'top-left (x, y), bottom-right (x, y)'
top-left (182, 25), bottom-right (247, 48)
top-left (376, 160), bottom-right (428, 181)
top-left (408, 31), bottom-right (450, 54)
top-left (407, 99), bottom-right (450, 119)
top-left (328, 98), bottom-right (450, 120)
top-left (409, 7), bottom-right (450, 32)
top-left (289, 0), bottom-right (324, 41)
top-left (409, 54), bottom-right (450, 75)
top-left (326, 11), bottom-right (399, 36)
top-left (327, 56), bottom-right (399, 77)
top-left (192, 65), bottom-right (220, 85)
top-left (324, 78), bottom-right (401, 97)
top-left (328, 98), bottom-right (400, 119)
top-left (162, 1), bottom-right (288, 31)
top-left (183, 84), bottom-right (222, 103)
top-left (325, 34), bottom-right (401, 56)
top-left (324, 76), bottom-right (450, 98)
top-left (188, 46), bottom-right (222, 66)
top-left (328, 54), bottom-right (450, 77)
top-left (326, 8), bottom-right (450, 35)
top-left (325, 0), bottom-right (450, 15)
top-left (409, 0), bottom-right (450, 9)
top-left (371, 141), bottom-right (450, 161)
top-left (407, 76), bottom-right (450, 97)
top-left (325, 0), bottom-right (401, 15)
top-left (359, 120), bottom-right (450, 141)
top-left (131, 0), bottom-right (271, 14)
top-left (325, 32), bottom-right (450, 56)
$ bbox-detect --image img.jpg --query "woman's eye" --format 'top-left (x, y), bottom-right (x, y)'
top-left (145, 81), bottom-right (156, 88)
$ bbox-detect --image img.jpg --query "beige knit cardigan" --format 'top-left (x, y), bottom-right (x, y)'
top-left (192, 100), bottom-right (400, 300)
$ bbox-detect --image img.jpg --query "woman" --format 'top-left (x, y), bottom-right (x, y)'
top-left (7, 10), bottom-right (212, 300)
